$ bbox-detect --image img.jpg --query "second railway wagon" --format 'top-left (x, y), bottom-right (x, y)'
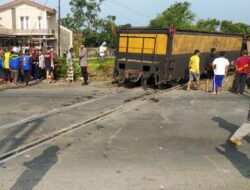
top-left (113, 27), bottom-right (245, 87)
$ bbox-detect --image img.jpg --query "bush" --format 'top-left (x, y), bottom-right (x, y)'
top-left (56, 57), bottom-right (115, 80)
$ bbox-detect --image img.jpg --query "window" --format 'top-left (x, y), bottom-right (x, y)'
top-left (20, 16), bottom-right (29, 29)
top-left (20, 16), bottom-right (24, 29)
top-left (25, 16), bottom-right (29, 29)
top-left (38, 16), bottom-right (42, 29)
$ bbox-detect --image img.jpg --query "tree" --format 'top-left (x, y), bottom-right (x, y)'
top-left (117, 24), bottom-right (132, 29)
top-left (60, 14), bottom-right (79, 32)
top-left (69, 0), bottom-right (104, 30)
top-left (220, 21), bottom-right (250, 35)
top-left (196, 19), bottom-right (221, 32)
top-left (149, 1), bottom-right (195, 29)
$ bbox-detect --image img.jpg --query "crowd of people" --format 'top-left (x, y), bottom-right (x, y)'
top-left (187, 48), bottom-right (250, 95)
top-left (0, 43), bottom-right (91, 86)
top-left (187, 48), bottom-right (250, 147)
top-left (0, 47), bottom-right (59, 86)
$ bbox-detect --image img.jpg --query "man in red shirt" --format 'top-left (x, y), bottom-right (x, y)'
top-left (234, 50), bottom-right (250, 94)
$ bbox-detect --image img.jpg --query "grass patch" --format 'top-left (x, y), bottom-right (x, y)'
top-left (57, 57), bottom-right (115, 80)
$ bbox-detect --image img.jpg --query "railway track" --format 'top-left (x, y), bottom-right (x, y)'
top-left (0, 85), bottom-right (182, 163)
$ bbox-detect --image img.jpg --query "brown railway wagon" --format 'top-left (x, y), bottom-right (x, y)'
top-left (113, 27), bottom-right (246, 87)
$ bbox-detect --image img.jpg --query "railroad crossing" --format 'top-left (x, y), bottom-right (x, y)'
top-left (0, 83), bottom-right (249, 190)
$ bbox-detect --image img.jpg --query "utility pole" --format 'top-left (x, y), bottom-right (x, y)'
top-left (58, 0), bottom-right (61, 56)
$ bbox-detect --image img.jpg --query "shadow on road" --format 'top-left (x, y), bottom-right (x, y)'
top-left (212, 116), bottom-right (250, 143)
top-left (216, 142), bottom-right (250, 178)
top-left (10, 146), bottom-right (60, 190)
top-left (0, 119), bottom-right (44, 156)
top-left (213, 116), bottom-right (250, 178)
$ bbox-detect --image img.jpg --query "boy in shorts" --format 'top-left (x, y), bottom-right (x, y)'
top-left (187, 49), bottom-right (200, 91)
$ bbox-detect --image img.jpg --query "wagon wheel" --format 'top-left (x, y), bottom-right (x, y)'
top-left (141, 76), bottom-right (148, 89)
top-left (117, 71), bottom-right (125, 85)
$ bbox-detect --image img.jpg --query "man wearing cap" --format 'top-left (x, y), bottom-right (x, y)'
top-left (9, 47), bottom-right (21, 85)
top-left (99, 41), bottom-right (107, 63)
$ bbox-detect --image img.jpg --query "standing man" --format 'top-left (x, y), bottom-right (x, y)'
top-left (9, 47), bottom-right (21, 85)
top-left (99, 41), bottom-right (107, 63)
top-left (44, 50), bottom-right (54, 83)
top-left (234, 50), bottom-right (250, 94)
top-left (21, 49), bottom-right (32, 86)
top-left (4, 48), bottom-right (11, 83)
top-left (187, 49), bottom-right (200, 91)
top-left (38, 51), bottom-right (45, 80)
top-left (51, 48), bottom-right (58, 81)
top-left (79, 43), bottom-right (88, 85)
top-left (211, 51), bottom-right (230, 95)
top-left (204, 48), bottom-right (217, 92)
top-left (67, 48), bottom-right (74, 81)
top-left (0, 49), bottom-right (4, 80)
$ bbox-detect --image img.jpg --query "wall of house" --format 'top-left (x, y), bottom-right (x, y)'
top-left (0, 9), bottom-right (12, 28)
top-left (0, 3), bottom-right (57, 31)
top-left (59, 25), bottom-right (73, 54)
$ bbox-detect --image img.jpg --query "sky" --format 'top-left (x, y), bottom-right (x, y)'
top-left (0, 0), bottom-right (249, 26)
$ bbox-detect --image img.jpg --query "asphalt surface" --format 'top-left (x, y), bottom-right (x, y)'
top-left (0, 84), bottom-right (250, 190)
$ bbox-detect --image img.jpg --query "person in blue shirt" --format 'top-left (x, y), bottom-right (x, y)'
top-left (21, 49), bottom-right (32, 86)
top-left (0, 49), bottom-right (4, 80)
top-left (9, 47), bottom-right (21, 85)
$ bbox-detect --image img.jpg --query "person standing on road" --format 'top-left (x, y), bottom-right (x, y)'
top-left (31, 49), bottom-right (39, 80)
top-left (234, 50), bottom-right (250, 94)
top-left (79, 43), bottom-right (88, 85)
top-left (38, 51), bottom-right (45, 80)
top-left (67, 48), bottom-right (74, 83)
top-left (51, 48), bottom-right (58, 81)
top-left (3, 48), bottom-right (11, 83)
top-left (211, 51), bottom-right (230, 95)
top-left (187, 49), bottom-right (200, 91)
top-left (21, 49), bottom-right (32, 86)
top-left (204, 48), bottom-right (217, 92)
top-left (0, 50), bottom-right (4, 79)
top-left (44, 50), bottom-right (54, 83)
top-left (9, 47), bottom-right (21, 85)
top-left (230, 108), bottom-right (250, 146)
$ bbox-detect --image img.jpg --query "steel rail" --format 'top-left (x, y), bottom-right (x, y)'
top-left (0, 85), bottom-right (182, 163)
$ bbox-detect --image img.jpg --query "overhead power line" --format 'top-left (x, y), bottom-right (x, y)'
top-left (106, 0), bottom-right (151, 19)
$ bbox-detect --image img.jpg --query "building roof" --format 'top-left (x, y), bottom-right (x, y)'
top-left (0, 0), bottom-right (56, 14)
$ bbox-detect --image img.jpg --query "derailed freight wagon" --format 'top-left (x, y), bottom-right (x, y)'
top-left (113, 27), bottom-right (245, 87)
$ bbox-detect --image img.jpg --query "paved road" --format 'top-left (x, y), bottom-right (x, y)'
top-left (0, 86), bottom-right (250, 190)
top-left (0, 84), bottom-right (154, 157)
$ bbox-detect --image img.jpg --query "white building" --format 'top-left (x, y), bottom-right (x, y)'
top-left (0, 0), bottom-right (73, 55)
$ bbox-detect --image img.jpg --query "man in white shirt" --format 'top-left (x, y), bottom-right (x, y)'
top-left (99, 41), bottom-right (107, 62)
top-left (211, 51), bottom-right (229, 95)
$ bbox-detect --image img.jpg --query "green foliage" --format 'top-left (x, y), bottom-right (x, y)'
top-left (60, 14), bottom-right (79, 32)
top-left (196, 19), bottom-right (221, 32)
top-left (56, 57), bottom-right (115, 79)
top-left (220, 20), bottom-right (250, 35)
top-left (149, 1), bottom-right (195, 29)
top-left (148, 1), bottom-right (250, 36)
top-left (117, 24), bottom-right (132, 29)
top-left (56, 58), bottom-right (81, 79)
top-left (69, 0), bottom-right (104, 29)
